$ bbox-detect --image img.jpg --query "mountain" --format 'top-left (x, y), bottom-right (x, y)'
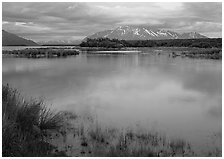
top-left (85, 25), bottom-right (208, 40)
top-left (38, 39), bottom-right (82, 46)
top-left (2, 30), bottom-right (38, 46)
top-left (179, 32), bottom-right (207, 39)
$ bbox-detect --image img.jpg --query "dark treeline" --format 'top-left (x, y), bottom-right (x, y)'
top-left (80, 38), bottom-right (222, 48)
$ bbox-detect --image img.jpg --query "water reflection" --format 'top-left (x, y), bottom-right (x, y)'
top-left (2, 49), bottom-right (221, 155)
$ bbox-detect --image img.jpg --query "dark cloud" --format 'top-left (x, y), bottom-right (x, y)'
top-left (2, 2), bottom-right (222, 41)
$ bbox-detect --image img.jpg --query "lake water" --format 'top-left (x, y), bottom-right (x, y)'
top-left (2, 47), bottom-right (222, 155)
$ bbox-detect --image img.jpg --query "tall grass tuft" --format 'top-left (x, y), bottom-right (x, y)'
top-left (2, 84), bottom-right (65, 156)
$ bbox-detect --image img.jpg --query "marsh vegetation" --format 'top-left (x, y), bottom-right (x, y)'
top-left (180, 48), bottom-right (222, 59)
top-left (2, 47), bottom-right (79, 58)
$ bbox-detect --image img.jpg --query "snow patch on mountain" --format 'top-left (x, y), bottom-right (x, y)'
top-left (85, 25), bottom-right (208, 41)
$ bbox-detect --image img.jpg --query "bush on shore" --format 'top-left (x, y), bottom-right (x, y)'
top-left (2, 84), bottom-right (66, 157)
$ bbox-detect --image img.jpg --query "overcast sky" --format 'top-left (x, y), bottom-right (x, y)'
top-left (2, 2), bottom-right (222, 42)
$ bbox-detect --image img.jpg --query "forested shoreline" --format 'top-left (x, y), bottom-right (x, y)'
top-left (80, 38), bottom-right (222, 48)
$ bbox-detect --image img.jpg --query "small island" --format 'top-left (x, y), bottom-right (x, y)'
top-left (2, 47), bottom-right (80, 58)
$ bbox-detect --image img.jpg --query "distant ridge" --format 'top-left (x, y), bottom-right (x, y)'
top-left (37, 39), bottom-right (82, 46)
top-left (2, 30), bottom-right (38, 46)
top-left (85, 25), bottom-right (208, 40)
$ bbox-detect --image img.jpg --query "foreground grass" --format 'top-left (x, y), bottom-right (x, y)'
top-left (2, 84), bottom-right (66, 156)
top-left (52, 113), bottom-right (197, 157)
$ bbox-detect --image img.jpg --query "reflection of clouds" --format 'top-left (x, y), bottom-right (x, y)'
top-left (138, 54), bottom-right (221, 97)
top-left (152, 58), bottom-right (222, 96)
top-left (182, 71), bottom-right (221, 96)
top-left (85, 72), bottom-right (202, 115)
top-left (154, 58), bottom-right (221, 97)
top-left (3, 59), bottom-right (50, 73)
top-left (169, 94), bottom-right (198, 103)
top-left (207, 104), bottom-right (222, 119)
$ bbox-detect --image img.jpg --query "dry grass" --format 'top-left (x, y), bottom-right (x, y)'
top-left (2, 84), bottom-right (65, 156)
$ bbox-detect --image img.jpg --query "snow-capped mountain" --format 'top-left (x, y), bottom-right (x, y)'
top-left (85, 26), bottom-right (207, 40)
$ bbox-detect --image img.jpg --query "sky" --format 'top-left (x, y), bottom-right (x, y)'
top-left (2, 2), bottom-right (222, 42)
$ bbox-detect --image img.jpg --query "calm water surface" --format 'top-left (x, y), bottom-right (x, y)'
top-left (2, 47), bottom-right (222, 155)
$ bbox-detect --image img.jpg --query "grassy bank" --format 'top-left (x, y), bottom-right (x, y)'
top-left (2, 48), bottom-right (79, 58)
top-left (2, 84), bottom-right (66, 156)
top-left (2, 85), bottom-right (221, 157)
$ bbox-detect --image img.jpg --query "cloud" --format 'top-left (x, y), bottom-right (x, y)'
top-left (2, 2), bottom-right (222, 41)
top-left (183, 2), bottom-right (222, 23)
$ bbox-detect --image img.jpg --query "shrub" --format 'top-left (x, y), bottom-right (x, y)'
top-left (2, 84), bottom-right (64, 156)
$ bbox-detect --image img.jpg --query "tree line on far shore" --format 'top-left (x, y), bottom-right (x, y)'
top-left (80, 38), bottom-right (222, 48)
